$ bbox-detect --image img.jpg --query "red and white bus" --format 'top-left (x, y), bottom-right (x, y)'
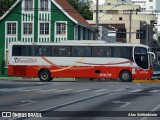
top-left (8, 41), bottom-right (155, 82)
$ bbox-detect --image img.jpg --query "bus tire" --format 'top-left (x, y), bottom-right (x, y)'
top-left (120, 70), bottom-right (132, 82)
top-left (38, 69), bottom-right (51, 82)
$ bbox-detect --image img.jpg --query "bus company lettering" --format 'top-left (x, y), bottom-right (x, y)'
top-left (100, 73), bottom-right (112, 77)
top-left (14, 58), bottom-right (37, 63)
top-left (140, 70), bottom-right (148, 74)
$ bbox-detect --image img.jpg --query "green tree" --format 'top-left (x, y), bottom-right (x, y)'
top-left (0, 0), bottom-right (16, 17)
top-left (67, 0), bottom-right (93, 20)
top-left (0, 60), bottom-right (5, 76)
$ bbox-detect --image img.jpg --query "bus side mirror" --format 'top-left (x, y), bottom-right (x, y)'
top-left (148, 52), bottom-right (155, 60)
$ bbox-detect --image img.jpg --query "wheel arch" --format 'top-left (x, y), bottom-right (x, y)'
top-left (38, 68), bottom-right (50, 76)
top-left (38, 68), bottom-right (52, 81)
top-left (119, 69), bottom-right (132, 82)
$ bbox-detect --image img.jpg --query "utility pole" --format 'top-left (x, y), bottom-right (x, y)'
top-left (95, 0), bottom-right (99, 40)
top-left (129, 9), bottom-right (132, 43)
top-left (146, 25), bottom-right (149, 46)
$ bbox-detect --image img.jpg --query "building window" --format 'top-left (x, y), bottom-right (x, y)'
top-left (106, 10), bottom-right (118, 14)
top-left (119, 17), bottom-right (122, 20)
top-left (116, 29), bottom-right (126, 39)
top-left (123, 10), bottom-right (130, 14)
top-left (23, 23), bottom-right (33, 35)
top-left (56, 22), bottom-right (66, 36)
top-left (40, 23), bottom-right (49, 35)
top-left (136, 30), bottom-right (146, 39)
top-left (24, 0), bottom-right (33, 11)
top-left (7, 23), bottom-right (16, 35)
top-left (40, 0), bottom-right (48, 11)
top-left (149, 6), bottom-right (153, 9)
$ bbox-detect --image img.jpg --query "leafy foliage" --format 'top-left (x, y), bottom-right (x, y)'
top-left (0, 0), bottom-right (16, 17)
top-left (0, 60), bottom-right (5, 76)
top-left (67, 0), bottom-right (92, 20)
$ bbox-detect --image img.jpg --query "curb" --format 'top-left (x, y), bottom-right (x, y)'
top-left (133, 80), bottom-right (160, 82)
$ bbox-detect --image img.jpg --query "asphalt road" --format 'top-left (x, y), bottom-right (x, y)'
top-left (0, 79), bottom-right (160, 120)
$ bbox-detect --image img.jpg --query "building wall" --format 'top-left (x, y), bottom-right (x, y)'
top-left (132, 0), bottom-right (160, 34)
top-left (94, 10), bottom-right (156, 24)
top-left (98, 26), bottom-right (116, 42)
top-left (88, 20), bottom-right (141, 44)
top-left (146, 0), bottom-right (159, 11)
top-left (104, 0), bottom-right (132, 5)
top-left (0, 2), bottom-right (22, 63)
top-left (51, 2), bottom-right (75, 42)
top-left (0, 0), bottom-right (93, 68)
top-left (132, 0), bottom-right (146, 11)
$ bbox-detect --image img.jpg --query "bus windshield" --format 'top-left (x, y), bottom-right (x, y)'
top-left (134, 47), bottom-right (149, 69)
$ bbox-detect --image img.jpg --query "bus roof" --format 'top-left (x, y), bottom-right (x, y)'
top-left (9, 41), bottom-right (149, 48)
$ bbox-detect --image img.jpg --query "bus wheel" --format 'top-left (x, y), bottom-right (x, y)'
top-left (120, 70), bottom-right (132, 82)
top-left (38, 69), bottom-right (51, 82)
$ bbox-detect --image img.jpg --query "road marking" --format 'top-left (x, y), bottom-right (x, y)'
top-left (136, 83), bottom-right (142, 87)
top-left (112, 101), bottom-right (131, 108)
top-left (149, 90), bottom-right (160, 93)
top-left (112, 88), bottom-right (124, 92)
top-left (39, 89), bottom-right (123, 112)
top-left (18, 100), bottom-right (37, 107)
top-left (108, 82), bottom-right (119, 84)
top-left (54, 89), bottom-right (73, 92)
top-left (75, 89), bottom-right (90, 92)
top-left (0, 88), bottom-right (11, 91)
top-left (0, 87), bottom-right (39, 92)
top-left (93, 89), bottom-right (108, 92)
top-left (39, 89), bottom-right (58, 92)
top-left (141, 103), bottom-right (160, 120)
top-left (129, 89), bottom-right (143, 93)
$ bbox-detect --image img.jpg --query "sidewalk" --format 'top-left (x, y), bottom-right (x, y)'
top-left (133, 79), bottom-right (160, 83)
top-left (1, 77), bottom-right (160, 82)
top-left (0, 77), bottom-right (76, 81)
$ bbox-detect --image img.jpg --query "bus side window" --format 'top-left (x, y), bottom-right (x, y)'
top-left (121, 47), bottom-right (133, 60)
top-left (72, 47), bottom-right (78, 57)
top-left (12, 45), bottom-right (21, 56)
top-left (32, 46), bottom-right (43, 56)
top-left (92, 47), bottom-right (99, 57)
top-left (72, 46), bottom-right (91, 57)
top-left (52, 46), bottom-right (70, 57)
top-left (113, 47), bottom-right (121, 57)
top-left (38, 47), bottom-right (42, 56)
top-left (99, 48), bottom-right (104, 56)
top-left (43, 46), bottom-right (51, 56)
top-left (105, 47), bottom-right (111, 57)
top-left (92, 47), bottom-right (111, 57)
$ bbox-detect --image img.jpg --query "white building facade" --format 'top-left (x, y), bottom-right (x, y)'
top-left (88, 0), bottom-right (157, 45)
top-left (90, 0), bottom-right (132, 5)
top-left (132, 0), bottom-right (160, 35)
top-left (132, 0), bottom-right (146, 11)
